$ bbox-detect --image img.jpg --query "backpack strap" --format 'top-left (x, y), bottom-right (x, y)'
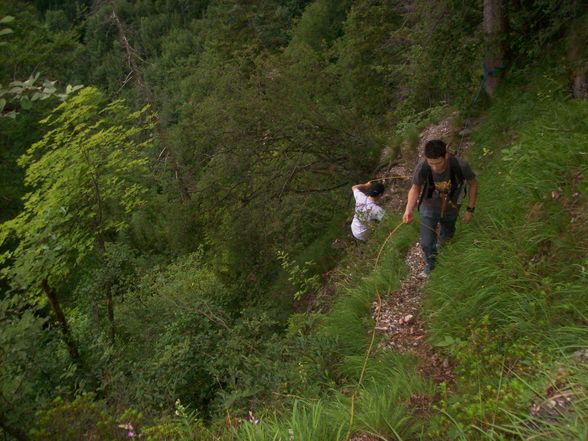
top-left (448, 156), bottom-right (465, 200)
top-left (417, 162), bottom-right (434, 211)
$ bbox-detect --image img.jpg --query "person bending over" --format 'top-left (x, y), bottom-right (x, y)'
top-left (351, 180), bottom-right (385, 241)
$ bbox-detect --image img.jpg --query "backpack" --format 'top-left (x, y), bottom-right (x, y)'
top-left (417, 155), bottom-right (465, 211)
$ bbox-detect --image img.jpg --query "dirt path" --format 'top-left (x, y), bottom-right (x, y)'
top-left (373, 118), bottom-right (462, 386)
top-left (348, 118), bottom-right (466, 441)
top-left (372, 243), bottom-right (454, 383)
top-left (349, 119), bottom-right (462, 441)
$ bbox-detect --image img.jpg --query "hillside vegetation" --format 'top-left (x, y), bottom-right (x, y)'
top-left (0, 1), bottom-right (587, 440)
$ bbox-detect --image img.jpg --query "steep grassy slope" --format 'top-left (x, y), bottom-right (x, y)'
top-left (424, 67), bottom-right (588, 439)
top-left (232, 66), bottom-right (588, 440)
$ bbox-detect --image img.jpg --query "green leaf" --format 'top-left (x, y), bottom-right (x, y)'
top-left (4, 87), bottom-right (150, 288)
top-left (434, 335), bottom-right (457, 347)
top-left (23, 73), bottom-right (40, 87)
top-left (20, 96), bottom-right (32, 110)
top-left (0, 16), bottom-right (15, 24)
top-left (0, 28), bottom-right (13, 36)
top-left (0, 98), bottom-right (5, 112)
top-left (62, 83), bottom-right (84, 96)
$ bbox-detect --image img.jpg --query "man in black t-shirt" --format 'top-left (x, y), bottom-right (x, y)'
top-left (402, 140), bottom-right (478, 275)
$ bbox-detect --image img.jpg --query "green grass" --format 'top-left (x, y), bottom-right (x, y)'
top-left (422, 68), bottom-right (588, 438)
top-left (426, 70), bottom-right (588, 345)
top-left (237, 353), bottom-right (430, 441)
top-left (225, 66), bottom-right (588, 441)
top-left (233, 214), bottom-right (430, 440)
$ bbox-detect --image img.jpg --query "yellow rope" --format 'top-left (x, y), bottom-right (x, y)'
top-left (344, 209), bottom-right (453, 439)
top-left (370, 175), bottom-right (410, 182)
top-left (345, 220), bottom-right (404, 441)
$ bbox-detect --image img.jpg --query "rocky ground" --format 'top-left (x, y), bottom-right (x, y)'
top-left (371, 116), bottom-right (460, 384)
top-left (372, 242), bottom-right (454, 383)
top-left (349, 118), bottom-right (462, 441)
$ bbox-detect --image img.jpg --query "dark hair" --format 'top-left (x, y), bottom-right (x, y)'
top-left (424, 139), bottom-right (447, 159)
top-left (366, 182), bottom-right (385, 197)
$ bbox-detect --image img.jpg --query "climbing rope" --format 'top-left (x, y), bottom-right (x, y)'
top-left (456, 75), bottom-right (485, 154)
top-left (370, 174), bottom-right (410, 182)
top-left (344, 217), bottom-right (447, 440)
top-left (344, 220), bottom-right (404, 441)
top-left (345, 61), bottom-right (496, 437)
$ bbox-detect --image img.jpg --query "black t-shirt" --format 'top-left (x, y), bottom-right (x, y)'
top-left (412, 158), bottom-right (476, 210)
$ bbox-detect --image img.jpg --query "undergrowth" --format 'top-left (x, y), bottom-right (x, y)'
top-left (233, 65), bottom-right (588, 440)
top-left (424, 66), bottom-right (588, 439)
top-left (236, 215), bottom-right (432, 440)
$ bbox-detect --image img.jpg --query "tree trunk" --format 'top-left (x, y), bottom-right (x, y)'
top-left (0, 411), bottom-right (29, 441)
top-left (106, 287), bottom-right (115, 345)
top-left (41, 278), bottom-right (80, 362)
top-left (483, 0), bottom-right (506, 96)
top-left (568, 14), bottom-right (588, 99)
top-left (86, 158), bottom-right (117, 345)
top-left (106, 1), bottom-right (192, 200)
top-left (572, 72), bottom-right (588, 99)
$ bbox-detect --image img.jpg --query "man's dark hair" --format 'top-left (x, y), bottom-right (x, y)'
top-left (424, 139), bottom-right (447, 159)
top-left (366, 182), bottom-right (385, 197)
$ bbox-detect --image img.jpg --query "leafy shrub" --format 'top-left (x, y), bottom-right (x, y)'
top-left (31, 394), bottom-right (142, 441)
top-left (424, 67), bottom-right (588, 438)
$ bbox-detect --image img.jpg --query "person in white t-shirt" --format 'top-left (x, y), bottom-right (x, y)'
top-left (351, 180), bottom-right (385, 241)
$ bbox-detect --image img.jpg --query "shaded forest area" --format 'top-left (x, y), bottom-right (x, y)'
top-left (1, 0), bottom-right (587, 439)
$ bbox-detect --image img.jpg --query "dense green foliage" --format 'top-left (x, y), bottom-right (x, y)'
top-left (1, 0), bottom-right (587, 439)
top-left (1, 87), bottom-right (151, 290)
top-left (423, 70), bottom-right (588, 439)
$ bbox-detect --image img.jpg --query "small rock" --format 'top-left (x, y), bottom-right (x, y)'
top-left (574, 349), bottom-right (588, 363)
top-left (404, 314), bottom-right (414, 325)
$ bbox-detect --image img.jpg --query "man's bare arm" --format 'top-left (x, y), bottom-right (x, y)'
top-left (403, 184), bottom-right (421, 224)
top-left (466, 178), bottom-right (478, 208)
top-left (463, 178), bottom-right (478, 224)
top-left (352, 181), bottom-right (372, 192)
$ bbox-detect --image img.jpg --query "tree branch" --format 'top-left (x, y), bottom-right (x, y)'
top-left (105, 1), bottom-right (192, 200)
top-left (285, 181), bottom-right (349, 194)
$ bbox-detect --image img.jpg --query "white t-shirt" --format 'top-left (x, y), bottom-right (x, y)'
top-left (351, 189), bottom-right (385, 241)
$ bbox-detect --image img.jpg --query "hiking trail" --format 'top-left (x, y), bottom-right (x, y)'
top-left (349, 117), bottom-right (468, 441)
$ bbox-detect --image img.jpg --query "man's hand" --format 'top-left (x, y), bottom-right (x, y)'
top-left (463, 211), bottom-right (473, 224)
top-left (403, 210), bottom-right (413, 224)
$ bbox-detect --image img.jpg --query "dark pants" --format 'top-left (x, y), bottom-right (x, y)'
top-left (419, 206), bottom-right (459, 272)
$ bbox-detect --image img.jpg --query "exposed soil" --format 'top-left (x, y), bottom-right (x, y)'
top-left (370, 116), bottom-right (460, 384)
top-left (372, 243), bottom-right (454, 384)
top-left (349, 435), bottom-right (381, 441)
top-left (349, 118), bottom-right (463, 441)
